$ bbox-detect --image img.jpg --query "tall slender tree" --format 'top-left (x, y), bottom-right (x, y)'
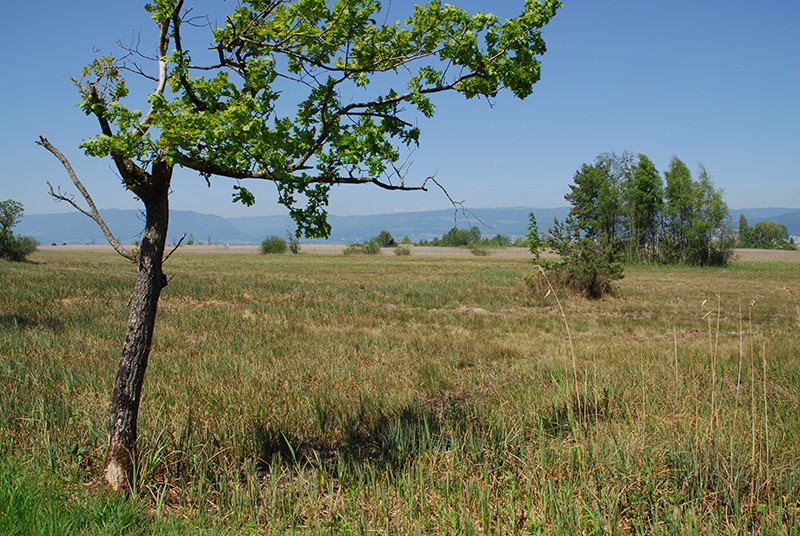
top-left (625, 154), bottom-right (663, 259)
top-left (662, 156), bottom-right (695, 263)
top-left (38, 0), bottom-right (561, 491)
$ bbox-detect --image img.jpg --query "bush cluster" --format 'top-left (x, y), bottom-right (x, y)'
top-left (344, 240), bottom-right (381, 255)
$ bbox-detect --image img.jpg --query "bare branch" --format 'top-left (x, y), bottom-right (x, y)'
top-left (163, 232), bottom-right (187, 263)
top-left (136, 2), bottom-right (178, 134)
top-left (171, 150), bottom-right (428, 192)
top-left (36, 137), bottom-right (136, 263)
top-left (423, 176), bottom-right (493, 230)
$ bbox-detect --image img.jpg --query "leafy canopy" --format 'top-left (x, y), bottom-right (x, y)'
top-left (75, 0), bottom-right (560, 237)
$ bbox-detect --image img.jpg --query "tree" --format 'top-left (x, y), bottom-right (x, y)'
top-left (373, 230), bottom-right (396, 248)
top-left (527, 211), bottom-right (543, 260)
top-left (624, 154), bottom-right (662, 259)
top-left (37, 0), bottom-right (561, 491)
top-left (738, 214), bottom-right (753, 247)
top-left (0, 199), bottom-right (38, 262)
top-left (750, 221), bottom-right (796, 250)
top-left (685, 165), bottom-right (733, 265)
top-left (662, 156), bottom-right (695, 263)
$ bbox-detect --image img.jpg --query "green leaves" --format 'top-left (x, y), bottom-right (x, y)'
top-left (76, 1), bottom-right (560, 238)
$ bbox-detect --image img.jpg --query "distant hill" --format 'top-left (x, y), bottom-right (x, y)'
top-left (16, 206), bottom-right (799, 246)
top-left (18, 207), bottom-right (570, 245)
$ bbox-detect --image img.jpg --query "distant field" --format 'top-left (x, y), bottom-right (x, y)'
top-left (1, 249), bottom-right (799, 533)
top-left (40, 244), bottom-right (800, 262)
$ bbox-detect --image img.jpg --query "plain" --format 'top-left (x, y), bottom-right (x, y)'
top-left (1, 248), bottom-right (799, 534)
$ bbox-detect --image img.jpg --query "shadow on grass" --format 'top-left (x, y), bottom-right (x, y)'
top-left (0, 312), bottom-right (64, 331)
top-left (540, 387), bottom-right (615, 437)
top-left (251, 394), bottom-right (472, 477)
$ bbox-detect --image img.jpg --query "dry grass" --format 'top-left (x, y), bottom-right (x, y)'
top-left (1, 249), bottom-right (799, 534)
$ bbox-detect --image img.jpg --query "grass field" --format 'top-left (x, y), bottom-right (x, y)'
top-left (1, 248), bottom-right (799, 534)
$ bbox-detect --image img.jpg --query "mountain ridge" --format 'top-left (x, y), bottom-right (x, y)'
top-left (15, 206), bottom-right (800, 245)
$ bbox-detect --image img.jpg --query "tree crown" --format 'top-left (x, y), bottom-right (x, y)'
top-left (75, 0), bottom-right (560, 237)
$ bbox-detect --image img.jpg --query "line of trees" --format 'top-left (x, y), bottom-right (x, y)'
top-left (417, 226), bottom-right (518, 247)
top-left (549, 152), bottom-right (735, 267)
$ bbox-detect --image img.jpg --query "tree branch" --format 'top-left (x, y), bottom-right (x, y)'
top-left (171, 150), bottom-right (428, 192)
top-left (36, 137), bottom-right (136, 263)
top-left (136, 6), bottom-right (174, 134)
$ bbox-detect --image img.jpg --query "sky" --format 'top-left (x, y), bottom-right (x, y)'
top-left (1, 1), bottom-right (798, 218)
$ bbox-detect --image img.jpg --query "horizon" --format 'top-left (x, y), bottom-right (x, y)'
top-left (21, 203), bottom-right (800, 220)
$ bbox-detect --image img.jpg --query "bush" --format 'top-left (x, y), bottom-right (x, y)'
top-left (0, 199), bottom-right (37, 262)
top-left (394, 245), bottom-right (411, 256)
top-left (343, 240), bottom-right (380, 255)
top-left (468, 243), bottom-right (490, 256)
top-left (0, 235), bottom-right (38, 262)
top-left (535, 216), bottom-right (623, 299)
top-left (260, 235), bottom-right (287, 254)
top-left (373, 230), bottom-right (396, 248)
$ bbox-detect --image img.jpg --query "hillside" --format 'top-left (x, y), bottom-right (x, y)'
top-left (17, 207), bottom-right (570, 245)
top-left (16, 206), bottom-right (800, 246)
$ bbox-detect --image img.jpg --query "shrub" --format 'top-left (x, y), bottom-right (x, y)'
top-left (260, 235), bottom-right (287, 254)
top-left (0, 235), bottom-right (38, 262)
top-left (534, 216), bottom-right (623, 299)
top-left (343, 240), bottom-right (380, 255)
top-left (394, 245), bottom-right (411, 256)
top-left (469, 244), bottom-right (490, 256)
top-left (286, 231), bottom-right (301, 254)
top-left (373, 230), bottom-right (396, 248)
top-left (0, 199), bottom-right (37, 262)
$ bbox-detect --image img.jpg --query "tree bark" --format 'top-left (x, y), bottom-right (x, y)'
top-left (103, 165), bottom-right (171, 491)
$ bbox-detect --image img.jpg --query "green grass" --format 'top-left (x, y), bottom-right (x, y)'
top-left (1, 250), bottom-right (799, 534)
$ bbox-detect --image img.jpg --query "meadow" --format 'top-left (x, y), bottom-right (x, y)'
top-left (1, 248), bottom-right (799, 534)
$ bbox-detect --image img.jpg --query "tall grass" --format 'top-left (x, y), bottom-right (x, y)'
top-left (1, 250), bottom-right (799, 533)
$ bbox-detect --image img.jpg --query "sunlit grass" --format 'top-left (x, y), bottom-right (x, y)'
top-left (1, 249), bottom-right (799, 533)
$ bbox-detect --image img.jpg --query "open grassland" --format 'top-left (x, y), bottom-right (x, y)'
top-left (1, 249), bottom-right (799, 534)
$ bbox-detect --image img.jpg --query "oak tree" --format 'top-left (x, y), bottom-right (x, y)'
top-left (38, 0), bottom-right (560, 491)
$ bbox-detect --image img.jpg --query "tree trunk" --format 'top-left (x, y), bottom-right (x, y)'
top-left (103, 166), bottom-right (171, 491)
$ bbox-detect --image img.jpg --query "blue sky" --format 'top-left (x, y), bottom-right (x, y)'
top-left (2, 1), bottom-right (798, 218)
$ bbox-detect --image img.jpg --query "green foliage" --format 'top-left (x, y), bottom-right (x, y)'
top-left (468, 243), bottom-right (490, 256)
top-left (540, 215), bottom-right (623, 299)
top-left (73, 1), bottom-right (561, 239)
top-left (738, 215), bottom-right (753, 247)
top-left (344, 240), bottom-right (380, 255)
top-left (625, 154), bottom-right (663, 259)
top-left (0, 199), bottom-right (38, 262)
top-left (747, 220), bottom-right (797, 250)
top-left (394, 245), bottom-right (411, 256)
top-left (561, 153), bottom-right (733, 267)
top-left (527, 211), bottom-right (543, 259)
top-left (373, 230), bottom-right (396, 248)
top-left (260, 235), bottom-right (288, 254)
